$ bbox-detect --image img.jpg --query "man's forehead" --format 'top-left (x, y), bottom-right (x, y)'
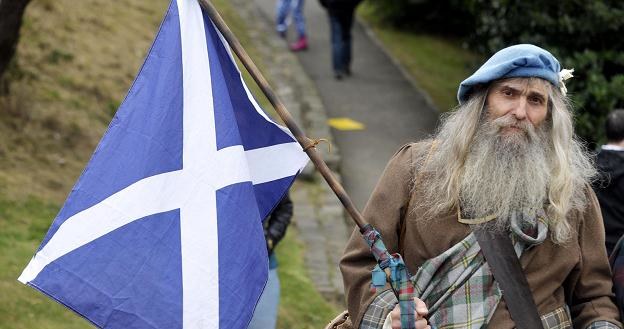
top-left (492, 78), bottom-right (550, 95)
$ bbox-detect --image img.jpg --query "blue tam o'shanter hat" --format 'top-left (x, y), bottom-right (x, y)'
top-left (457, 44), bottom-right (573, 104)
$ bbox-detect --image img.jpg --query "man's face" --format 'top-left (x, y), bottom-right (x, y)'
top-left (460, 78), bottom-right (553, 222)
top-left (486, 78), bottom-right (550, 137)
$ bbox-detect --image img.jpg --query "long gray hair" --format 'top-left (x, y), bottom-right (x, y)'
top-left (420, 79), bottom-right (596, 244)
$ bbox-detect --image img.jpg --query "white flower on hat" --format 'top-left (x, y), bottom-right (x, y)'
top-left (559, 68), bottom-right (574, 95)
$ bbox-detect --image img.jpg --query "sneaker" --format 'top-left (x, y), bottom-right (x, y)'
top-left (334, 71), bottom-right (344, 80)
top-left (290, 37), bottom-right (308, 52)
top-left (277, 29), bottom-right (286, 39)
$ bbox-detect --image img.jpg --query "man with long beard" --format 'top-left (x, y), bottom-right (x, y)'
top-left (340, 44), bottom-right (622, 329)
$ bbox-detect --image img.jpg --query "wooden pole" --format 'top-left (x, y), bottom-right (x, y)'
top-left (198, 7), bottom-right (419, 329)
top-left (197, 0), bottom-right (367, 230)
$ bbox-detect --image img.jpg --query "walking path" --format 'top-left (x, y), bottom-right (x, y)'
top-left (253, 0), bottom-right (439, 210)
top-left (231, 0), bottom-right (439, 305)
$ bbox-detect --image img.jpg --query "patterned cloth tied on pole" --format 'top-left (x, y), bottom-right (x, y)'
top-left (361, 224), bottom-right (416, 329)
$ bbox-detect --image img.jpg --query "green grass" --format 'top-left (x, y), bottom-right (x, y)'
top-left (275, 229), bottom-right (340, 328)
top-left (0, 0), bottom-right (171, 203)
top-left (358, 2), bottom-right (481, 112)
top-left (0, 199), bottom-right (90, 329)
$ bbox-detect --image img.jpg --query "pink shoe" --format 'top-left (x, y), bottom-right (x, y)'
top-left (290, 37), bottom-right (308, 52)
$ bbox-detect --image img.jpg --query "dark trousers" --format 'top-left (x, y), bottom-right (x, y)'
top-left (329, 9), bottom-right (355, 73)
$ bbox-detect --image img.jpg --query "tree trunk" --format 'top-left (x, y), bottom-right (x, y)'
top-left (0, 0), bottom-right (32, 80)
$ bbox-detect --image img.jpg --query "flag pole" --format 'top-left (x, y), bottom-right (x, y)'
top-left (197, 0), bottom-right (367, 230)
top-left (199, 3), bottom-right (419, 328)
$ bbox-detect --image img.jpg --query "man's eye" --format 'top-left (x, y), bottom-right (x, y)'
top-left (501, 89), bottom-right (513, 96)
top-left (530, 97), bottom-right (543, 104)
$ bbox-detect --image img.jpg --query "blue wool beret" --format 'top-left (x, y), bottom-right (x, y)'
top-left (457, 44), bottom-right (561, 104)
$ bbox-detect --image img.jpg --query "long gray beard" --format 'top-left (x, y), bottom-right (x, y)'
top-left (459, 114), bottom-right (552, 231)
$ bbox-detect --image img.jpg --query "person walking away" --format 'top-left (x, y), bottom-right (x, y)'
top-left (276, 0), bottom-right (308, 51)
top-left (594, 109), bottom-right (624, 256)
top-left (602, 110), bottom-right (624, 329)
top-left (319, 0), bottom-right (362, 79)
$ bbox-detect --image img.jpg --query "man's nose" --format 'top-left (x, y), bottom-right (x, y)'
top-left (511, 98), bottom-right (528, 120)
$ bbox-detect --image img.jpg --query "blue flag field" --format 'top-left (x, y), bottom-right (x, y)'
top-left (18, 0), bottom-right (309, 327)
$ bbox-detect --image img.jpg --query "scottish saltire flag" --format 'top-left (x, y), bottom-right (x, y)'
top-left (18, 0), bottom-right (308, 327)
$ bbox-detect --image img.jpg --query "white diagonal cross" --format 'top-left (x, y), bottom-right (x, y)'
top-left (19, 0), bottom-right (307, 327)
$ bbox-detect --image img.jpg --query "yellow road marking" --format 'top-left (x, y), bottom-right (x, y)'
top-left (327, 117), bottom-right (365, 131)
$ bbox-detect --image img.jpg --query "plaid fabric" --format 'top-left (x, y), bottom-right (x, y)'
top-left (413, 233), bottom-right (500, 329)
top-left (362, 301), bottom-right (619, 329)
top-left (361, 213), bottom-right (550, 329)
top-left (360, 233), bottom-right (501, 329)
top-left (587, 321), bottom-right (621, 328)
top-left (541, 306), bottom-right (572, 329)
top-left (510, 210), bottom-right (549, 256)
top-left (538, 305), bottom-right (621, 328)
top-left (360, 290), bottom-right (397, 329)
top-left (358, 213), bottom-right (613, 329)
top-left (362, 263), bottom-right (618, 329)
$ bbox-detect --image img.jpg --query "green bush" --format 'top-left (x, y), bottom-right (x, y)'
top-left (364, 0), bottom-right (476, 35)
top-left (464, 0), bottom-right (624, 145)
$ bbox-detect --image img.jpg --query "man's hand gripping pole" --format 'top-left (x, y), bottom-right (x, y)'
top-left (362, 224), bottom-right (416, 329)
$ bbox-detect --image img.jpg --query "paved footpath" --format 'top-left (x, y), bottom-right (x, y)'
top-left (252, 0), bottom-right (439, 210)
top-left (229, 0), bottom-right (439, 307)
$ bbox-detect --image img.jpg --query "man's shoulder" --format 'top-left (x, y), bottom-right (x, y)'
top-left (394, 139), bottom-right (436, 159)
top-left (563, 185), bottom-right (602, 230)
top-left (382, 140), bottom-right (437, 182)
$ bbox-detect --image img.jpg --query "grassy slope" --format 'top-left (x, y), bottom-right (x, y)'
top-left (358, 2), bottom-right (480, 112)
top-left (276, 224), bottom-right (340, 328)
top-left (0, 0), bottom-right (336, 328)
top-left (0, 198), bottom-right (91, 329)
top-left (0, 0), bottom-right (170, 204)
top-left (1, 1), bottom-right (170, 327)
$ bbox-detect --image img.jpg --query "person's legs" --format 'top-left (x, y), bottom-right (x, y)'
top-left (329, 13), bottom-right (345, 78)
top-left (276, 0), bottom-right (292, 37)
top-left (338, 9), bottom-right (354, 75)
top-left (289, 0), bottom-right (308, 51)
top-left (292, 0), bottom-right (306, 38)
top-left (248, 267), bottom-right (281, 329)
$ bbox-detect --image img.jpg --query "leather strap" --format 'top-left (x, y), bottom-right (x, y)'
top-left (473, 229), bottom-right (542, 329)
